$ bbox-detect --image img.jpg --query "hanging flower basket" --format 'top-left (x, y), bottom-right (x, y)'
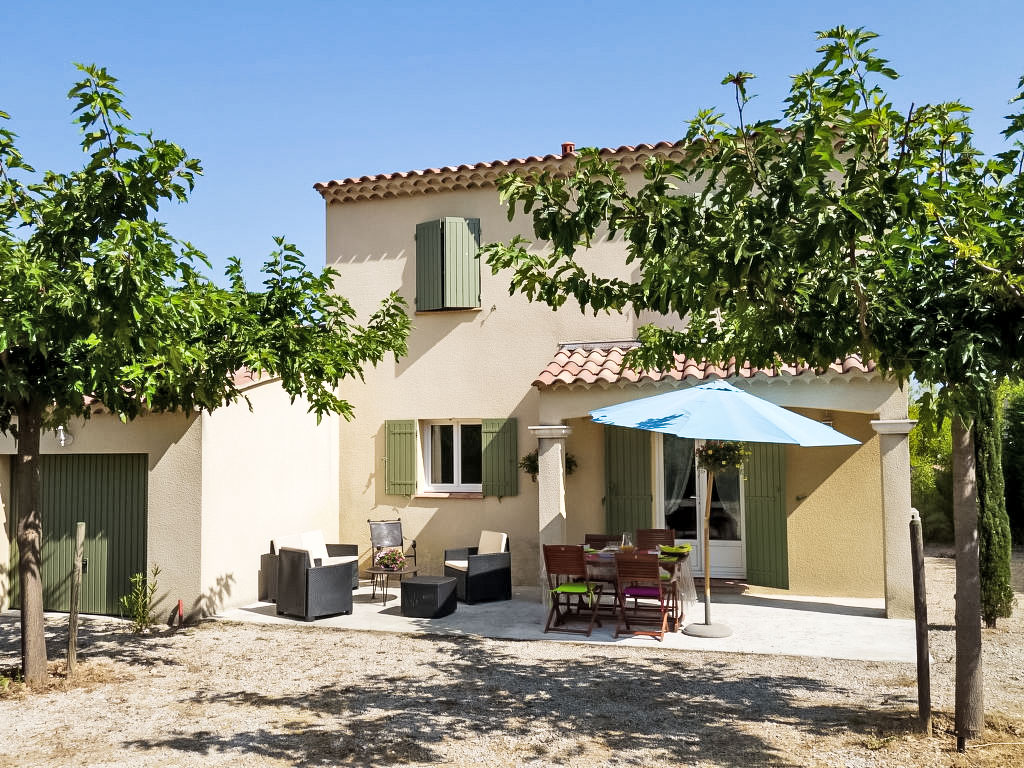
top-left (374, 548), bottom-right (407, 571)
top-left (696, 440), bottom-right (751, 473)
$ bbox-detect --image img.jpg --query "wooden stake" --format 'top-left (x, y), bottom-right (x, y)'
top-left (67, 521), bottom-right (86, 677)
top-left (910, 515), bottom-right (931, 736)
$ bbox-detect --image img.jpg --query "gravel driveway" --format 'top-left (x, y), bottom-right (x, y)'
top-left (1, 553), bottom-right (1021, 768)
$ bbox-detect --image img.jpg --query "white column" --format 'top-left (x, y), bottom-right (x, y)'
top-left (870, 418), bottom-right (917, 619)
top-left (529, 425), bottom-right (572, 603)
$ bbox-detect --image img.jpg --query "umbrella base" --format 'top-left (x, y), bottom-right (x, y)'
top-left (683, 621), bottom-right (733, 638)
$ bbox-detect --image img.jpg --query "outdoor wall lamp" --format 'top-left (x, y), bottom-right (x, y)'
top-left (55, 425), bottom-right (74, 448)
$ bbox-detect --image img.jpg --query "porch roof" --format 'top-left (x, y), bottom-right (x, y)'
top-left (533, 341), bottom-right (875, 390)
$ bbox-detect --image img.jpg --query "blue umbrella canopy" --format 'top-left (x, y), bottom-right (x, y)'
top-left (590, 379), bottom-right (859, 447)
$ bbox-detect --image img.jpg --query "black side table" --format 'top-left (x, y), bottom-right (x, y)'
top-left (401, 575), bottom-right (458, 618)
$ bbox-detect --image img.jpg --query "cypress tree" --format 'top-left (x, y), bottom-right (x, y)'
top-left (975, 387), bottom-right (1015, 628)
top-left (1001, 388), bottom-right (1024, 546)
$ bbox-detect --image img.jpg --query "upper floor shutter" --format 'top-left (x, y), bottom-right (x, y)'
top-left (443, 217), bottom-right (481, 309)
top-left (415, 221), bottom-right (444, 311)
top-left (415, 217), bottom-right (481, 311)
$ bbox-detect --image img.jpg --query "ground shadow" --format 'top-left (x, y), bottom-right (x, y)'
top-left (114, 628), bottom-right (918, 767)
top-left (0, 611), bottom-right (186, 670)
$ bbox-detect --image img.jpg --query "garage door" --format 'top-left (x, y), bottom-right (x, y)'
top-left (7, 454), bottom-right (148, 616)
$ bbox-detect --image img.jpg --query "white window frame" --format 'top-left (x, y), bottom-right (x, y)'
top-left (421, 419), bottom-right (483, 492)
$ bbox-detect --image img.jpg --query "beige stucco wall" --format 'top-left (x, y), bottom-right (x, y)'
top-left (0, 412), bottom-right (202, 617)
top-left (199, 380), bottom-right (340, 616)
top-left (779, 409), bottom-right (884, 597)
top-left (329, 186), bottom-right (648, 584)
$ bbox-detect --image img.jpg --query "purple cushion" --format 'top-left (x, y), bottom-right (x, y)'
top-left (623, 586), bottom-right (661, 599)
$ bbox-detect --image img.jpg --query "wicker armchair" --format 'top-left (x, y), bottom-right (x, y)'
top-left (443, 530), bottom-right (511, 604)
top-left (276, 544), bottom-right (358, 621)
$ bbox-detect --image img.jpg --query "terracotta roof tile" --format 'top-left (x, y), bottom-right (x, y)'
top-left (533, 341), bottom-right (875, 389)
top-left (314, 141), bottom-right (688, 204)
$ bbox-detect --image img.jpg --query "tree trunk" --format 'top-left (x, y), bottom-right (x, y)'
top-left (952, 414), bottom-right (983, 746)
top-left (14, 401), bottom-right (47, 688)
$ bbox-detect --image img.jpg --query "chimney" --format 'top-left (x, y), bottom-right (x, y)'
top-left (561, 142), bottom-right (575, 156)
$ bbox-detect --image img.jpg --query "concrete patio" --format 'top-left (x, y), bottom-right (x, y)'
top-left (220, 579), bottom-right (917, 663)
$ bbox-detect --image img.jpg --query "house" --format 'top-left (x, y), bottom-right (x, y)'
top-left (315, 140), bottom-right (917, 619)
top-left (0, 374), bottom-right (340, 619)
top-left (0, 140), bottom-right (917, 622)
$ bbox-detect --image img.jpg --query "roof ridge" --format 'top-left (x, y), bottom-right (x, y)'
top-left (314, 141), bottom-right (688, 204)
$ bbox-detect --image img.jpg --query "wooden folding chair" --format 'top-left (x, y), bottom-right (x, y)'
top-left (614, 551), bottom-right (675, 641)
top-left (635, 528), bottom-right (676, 550)
top-left (543, 545), bottom-right (603, 637)
top-left (584, 533), bottom-right (621, 550)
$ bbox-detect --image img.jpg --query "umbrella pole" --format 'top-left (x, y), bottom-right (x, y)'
top-left (684, 467), bottom-right (733, 638)
top-left (703, 472), bottom-right (713, 624)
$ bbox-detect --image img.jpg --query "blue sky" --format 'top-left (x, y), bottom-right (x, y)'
top-left (3, 2), bottom-right (1020, 286)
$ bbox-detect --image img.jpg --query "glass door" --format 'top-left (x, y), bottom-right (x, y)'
top-left (656, 434), bottom-right (746, 579)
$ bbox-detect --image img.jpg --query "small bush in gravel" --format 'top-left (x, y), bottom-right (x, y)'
top-left (119, 565), bottom-right (161, 633)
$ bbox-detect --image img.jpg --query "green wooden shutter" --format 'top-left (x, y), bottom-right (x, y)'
top-left (415, 220), bottom-right (444, 311)
top-left (604, 426), bottom-right (652, 535)
top-left (744, 442), bottom-right (789, 588)
top-left (443, 217), bottom-right (481, 309)
top-left (8, 454), bottom-right (147, 616)
top-left (482, 418), bottom-right (517, 497)
top-left (385, 420), bottom-right (417, 495)
top-left (415, 217), bottom-right (480, 311)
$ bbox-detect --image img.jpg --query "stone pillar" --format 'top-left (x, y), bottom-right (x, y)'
top-left (529, 425), bottom-right (571, 603)
top-left (870, 418), bottom-right (917, 619)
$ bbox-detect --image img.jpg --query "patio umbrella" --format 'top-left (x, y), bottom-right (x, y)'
top-left (590, 379), bottom-right (860, 637)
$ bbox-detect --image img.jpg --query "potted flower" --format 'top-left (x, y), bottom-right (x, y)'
top-left (695, 440), bottom-right (750, 474)
top-left (374, 548), bottom-right (408, 571)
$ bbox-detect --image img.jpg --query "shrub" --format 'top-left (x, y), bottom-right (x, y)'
top-left (119, 564), bottom-right (161, 633)
top-left (1001, 383), bottom-right (1024, 546)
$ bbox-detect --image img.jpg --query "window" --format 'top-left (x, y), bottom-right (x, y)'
top-left (415, 217), bottom-right (481, 311)
top-left (385, 418), bottom-right (518, 498)
top-left (425, 421), bottom-right (482, 491)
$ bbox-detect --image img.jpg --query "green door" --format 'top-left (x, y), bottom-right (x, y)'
top-left (744, 443), bottom-right (788, 588)
top-left (8, 454), bottom-right (148, 615)
top-left (604, 426), bottom-right (652, 535)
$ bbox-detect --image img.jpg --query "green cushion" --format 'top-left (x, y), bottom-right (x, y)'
top-left (660, 544), bottom-right (692, 555)
top-left (552, 582), bottom-right (593, 595)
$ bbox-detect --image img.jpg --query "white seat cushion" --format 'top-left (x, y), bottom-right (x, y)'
top-left (321, 555), bottom-right (357, 567)
top-left (444, 560), bottom-right (469, 572)
top-left (477, 530), bottom-right (508, 555)
top-left (272, 533), bottom-right (304, 554)
top-left (300, 530), bottom-right (330, 565)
